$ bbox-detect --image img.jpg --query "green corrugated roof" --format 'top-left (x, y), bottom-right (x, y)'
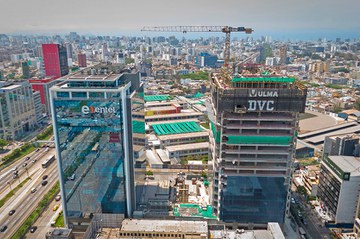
top-left (227, 135), bottom-right (292, 145)
top-left (231, 77), bottom-right (295, 83)
top-left (132, 120), bottom-right (145, 134)
top-left (144, 95), bottom-right (172, 102)
top-left (152, 121), bottom-right (203, 135)
top-left (174, 204), bottom-right (217, 219)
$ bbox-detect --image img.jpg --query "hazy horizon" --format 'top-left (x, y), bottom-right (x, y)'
top-left (1, 0), bottom-right (360, 40)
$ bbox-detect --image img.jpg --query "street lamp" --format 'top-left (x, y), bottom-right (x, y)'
top-left (7, 181), bottom-right (12, 191)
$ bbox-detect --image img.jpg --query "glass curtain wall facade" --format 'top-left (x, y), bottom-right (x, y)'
top-left (50, 71), bottom-right (139, 228)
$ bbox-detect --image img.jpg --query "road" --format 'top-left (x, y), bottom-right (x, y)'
top-left (0, 155), bottom-right (59, 238)
top-left (0, 147), bottom-right (52, 197)
top-left (292, 192), bottom-right (331, 239)
top-left (25, 198), bottom-right (62, 239)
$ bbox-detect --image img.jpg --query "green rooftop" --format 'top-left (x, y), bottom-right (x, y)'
top-left (227, 135), bottom-right (292, 145)
top-left (152, 121), bottom-right (203, 135)
top-left (231, 77), bottom-right (295, 83)
top-left (144, 95), bottom-right (172, 102)
top-left (173, 204), bottom-right (217, 219)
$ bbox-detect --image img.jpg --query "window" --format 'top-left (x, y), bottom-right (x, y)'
top-left (72, 92), bottom-right (87, 98)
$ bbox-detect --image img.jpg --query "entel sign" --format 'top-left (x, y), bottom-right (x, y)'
top-left (81, 105), bottom-right (116, 114)
top-left (247, 89), bottom-right (279, 111)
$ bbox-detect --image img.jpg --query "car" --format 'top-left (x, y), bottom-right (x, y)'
top-left (55, 194), bottom-right (61, 201)
top-left (31, 188), bottom-right (36, 193)
top-left (53, 204), bottom-right (59, 211)
top-left (9, 209), bottom-right (16, 216)
top-left (42, 175), bottom-right (48, 180)
top-left (12, 166), bottom-right (17, 171)
top-left (32, 159), bottom-right (37, 164)
top-left (68, 174), bottom-right (76, 181)
top-left (30, 226), bottom-right (37, 233)
top-left (45, 148), bottom-right (49, 152)
top-left (291, 197), bottom-right (296, 204)
top-left (13, 174), bottom-right (18, 179)
top-left (42, 180), bottom-right (48, 186)
top-left (23, 163), bottom-right (27, 167)
top-left (35, 148), bottom-right (40, 152)
top-left (298, 211), bottom-right (303, 218)
top-left (0, 225), bottom-right (7, 232)
top-left (25, 157), bottom-right (30, 161)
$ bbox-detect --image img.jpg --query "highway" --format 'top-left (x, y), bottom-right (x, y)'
top-left (0, 149), bottom-right (59, 238)
top-left (0, 147), bottom-right (52, 197)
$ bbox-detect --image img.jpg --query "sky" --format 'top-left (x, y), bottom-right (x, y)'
top-left (1, 0), bottom-right (360, 40)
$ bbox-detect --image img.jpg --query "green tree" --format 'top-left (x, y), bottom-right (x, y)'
top-left (355, 99), bottom-right (360, 110)
top-left (296, 186), bottom-right (307, 195)
top-left (332, 103), bottom-right (342, 114)
top-left (0, 139), bottom-right (7, 150)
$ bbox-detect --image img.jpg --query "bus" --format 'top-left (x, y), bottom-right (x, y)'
top-left (42, 155), bottom-right (55, 168)
top-left (298, 227), bottom-right (307, 239)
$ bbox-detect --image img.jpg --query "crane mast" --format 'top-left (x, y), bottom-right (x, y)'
top-left (141, 26), bottom-right (253, 67)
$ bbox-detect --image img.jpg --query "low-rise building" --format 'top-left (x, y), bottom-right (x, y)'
top-left (300, 165), bottom-right (320, 196)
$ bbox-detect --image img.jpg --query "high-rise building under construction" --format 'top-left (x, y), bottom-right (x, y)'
top-left (209, 67), bottom-right (307, 225)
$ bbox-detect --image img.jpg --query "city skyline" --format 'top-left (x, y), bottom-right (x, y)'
top-left (1, 0), bottom-right (360, 40)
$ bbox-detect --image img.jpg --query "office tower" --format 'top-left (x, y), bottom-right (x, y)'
top-left (323, 135), bottom-right (359, 156)
top-left (279, 45), bottom-right (288, 65)
top-left (42, 43), bottom-right (69, 79)
top-left (117, 52), bottom-right (125, 64)
top-left (50, 64), bottom-right (142, 229)
top-left (318, 155), bottom-right (360, 225)
top-left (32, 90), bottom-right (44, 124)
top-left (65, 43), bottom-right (73, 60)
top-left (0, 81), bottom-right (38, 140)
top-left (209, 68), bottom-right (306, 225)
top-left (22, 61), bottom-right (31, 78)
top-left (196, 52), bottom-right (218, 68)
top-left (77, 53), bottom-right (87, 67)
top-left (29, 77), bottom-right (60, 115)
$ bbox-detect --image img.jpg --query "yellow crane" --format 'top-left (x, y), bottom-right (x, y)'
top-left (141, 26), bottom-right (253, 67)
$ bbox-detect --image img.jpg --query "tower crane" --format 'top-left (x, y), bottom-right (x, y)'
top-left (141, 26), bottom-right (253, 67)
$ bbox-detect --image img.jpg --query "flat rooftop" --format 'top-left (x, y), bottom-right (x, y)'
top-left (298, 121), bottom-right (358, 139)
top-left (120, 219), bottom-right (208, 234)
top-left (304, 125), bottom-right (360, 144)
top-left (158, 131), bottom-right (209, 141)
top-left (146, 112), bottom-right (203, 119)
top-left (327, 155), bottom-right (360, 177)
top-left (166, 142), bottom-right (209, 152)
top-left (66, 72), bottom-right (120, 81)
top-left (146, 106), bottom-right (176, 111)
top-left (1, 84), bottom-right (21, 90)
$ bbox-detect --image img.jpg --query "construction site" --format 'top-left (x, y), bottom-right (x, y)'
top-left (209, 65), bottom-right (307, 225)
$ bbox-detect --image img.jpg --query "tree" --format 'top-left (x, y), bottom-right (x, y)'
top-left (332, 103), bottom-right (342, 114)
top-left (354, 99), bottom-right (360, 110)
top-left (0, 139), bottom-right (7, 150)
top-left (296, 186), bottom-right (307, 196)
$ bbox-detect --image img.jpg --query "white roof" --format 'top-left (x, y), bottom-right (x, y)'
top-left (121, 219), bottom-right (208, 234)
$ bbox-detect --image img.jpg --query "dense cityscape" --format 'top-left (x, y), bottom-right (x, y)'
top-left (0, 28), bottom-right (360, 239)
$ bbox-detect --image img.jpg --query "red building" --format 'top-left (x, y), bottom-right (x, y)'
top-left (77, 53), bottom-right (87, 67)
top-left (28, 77), bottom-right (59, 115)
top-left (42, 44), bottom-right (69, 79)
